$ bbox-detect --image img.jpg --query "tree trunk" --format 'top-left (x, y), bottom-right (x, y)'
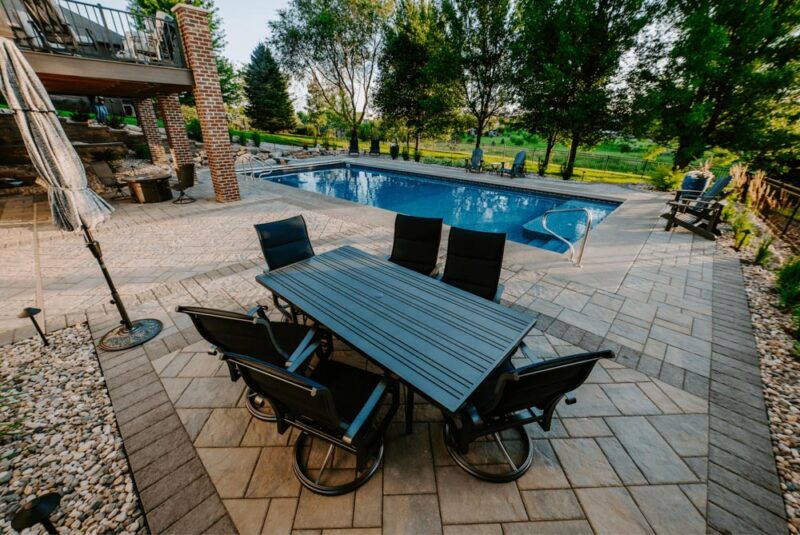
top-left (349, 127), bottom-right (359, 155)
top-left (565, 134), bottom-right (580, 180)
top-left (542, 130), bottom-right (557, 171)
top-left (406, 131), bottom-right (410, 152)
top-left (475, 119), bottom-right (484, 149)
top-left (672, 137), bottom-right (695, 171)
top-left (414, 133), bottom-right (420, 153)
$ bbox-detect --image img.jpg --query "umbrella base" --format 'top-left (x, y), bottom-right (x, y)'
top-left (98, 318), bottom-right (163, 351)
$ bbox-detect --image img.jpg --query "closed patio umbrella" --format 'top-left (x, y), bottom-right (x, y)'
top-left (0, 36), bottom-right (161, 350)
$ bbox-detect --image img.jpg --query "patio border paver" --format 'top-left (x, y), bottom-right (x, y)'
top-left (706, 247), bottom-right (788, 535)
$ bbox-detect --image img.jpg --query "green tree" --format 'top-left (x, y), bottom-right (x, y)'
top-left (442, 0), bottom-right (513, 149)
top-left (270, 0), bottom-right (393, 154)
top-left (631, 0), bottom-right (800, 171)
top-left (304, 81), bottom-right (329, 138)
top-left (515, 0), bottom-right (650, 179)
top-left (375, 0), bottom-right (462, 153)
top-left (243, 43), bottom-right (295, 132)
top-left (127, 0), bottom-right (241, 105)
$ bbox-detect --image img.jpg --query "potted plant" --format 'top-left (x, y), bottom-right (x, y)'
top-left (390, 144), bottom-right (399, 160)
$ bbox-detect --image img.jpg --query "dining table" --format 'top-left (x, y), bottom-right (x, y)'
top-left (255, 245), bottom-right (536, 431)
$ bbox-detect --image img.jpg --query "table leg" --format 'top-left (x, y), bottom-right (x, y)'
top-left (405, 387), bottom-right (414, 434)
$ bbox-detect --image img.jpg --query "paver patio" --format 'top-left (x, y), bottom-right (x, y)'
top-left (0, 161), bottom-right (787, 534)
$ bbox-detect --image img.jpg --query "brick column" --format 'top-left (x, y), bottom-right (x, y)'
top-left (157, 93), bottom-right (194, 170)
top-left (133, 97), bottom-right (167, 165)
top-left (172, 3), bottom-right (239, 202)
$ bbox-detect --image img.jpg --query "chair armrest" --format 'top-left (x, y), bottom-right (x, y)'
top-left (519, 342), bottom-right (538, 364)
top-left (286, 327), bottom-right (318, 363)
top-left (517, 350), bottom-right (614, 377)
top-left (285, 341), bottom-right (319, 373)
top-left (343, 379), bottom-right (391, 444)
top-left (246, 304), bottom-right (269, 319)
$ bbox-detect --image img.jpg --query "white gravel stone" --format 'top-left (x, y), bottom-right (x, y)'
top-left (0, 323), bottom-right (146, 534)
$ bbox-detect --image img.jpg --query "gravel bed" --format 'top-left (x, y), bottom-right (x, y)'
top-left (720, 232), bottom-right (800, 533)
top-left (0, 323), bottom-right (145, 534)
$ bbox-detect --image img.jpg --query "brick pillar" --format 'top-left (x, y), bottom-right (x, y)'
top-left (158, 93), bottom-right (194, 170)
top-left (172, 3), bottom-right (239, 202)
top-left (133, 97), bottom-right (167, 165)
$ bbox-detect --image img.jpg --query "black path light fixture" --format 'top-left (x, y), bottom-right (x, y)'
top-left (18, 307), bottom-right (47, 345)
top-left (12, 492), bottom-right (62, 535)
top-left (0, 37), bottom-right (162, 351)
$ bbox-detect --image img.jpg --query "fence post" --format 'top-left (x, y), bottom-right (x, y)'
top-left (781, 202), bottom-right (799, 237)
top-left (641, 160), bottom-right (648, 177)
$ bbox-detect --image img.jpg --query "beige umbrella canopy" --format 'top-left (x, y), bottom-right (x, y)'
top-left (0, 36), bottom-right (161, 350)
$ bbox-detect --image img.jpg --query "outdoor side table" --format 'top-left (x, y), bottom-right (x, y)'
top-left (124, 173), bottom-right (173, 203)
top-left (255, 246), bottom-right (536, 428)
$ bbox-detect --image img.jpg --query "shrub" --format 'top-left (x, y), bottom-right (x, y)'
top-left (649, 166), bottom-right (682, 191)
top-left (537, 158), bottom-right (547, 176)
top-left (295, 124), bottom-right (316, 137)
top-left (186, 118), bottom-right (203, 141)
top-left (721, 202), bottom-right (738, 222)
top-left (776, 257), bottom-right (800, 310)
top-left (510, 134), bottom-right (525, 146)
top-left (732, 212), bottom-right (755, 249)
top-left (251, 131), bottom-right (261, 147)
top-left (401, 147), bottom-right (410, 161)
top-left (560, 162), bottom-right (572, 180)
top-left (132, 143), bottom-right (150, 160)
top-left (618, 142), bottom-right (633, 153)
top-left (71, 111), bottom-right (90, 122)
top-left (754, 235), bottom-right (774, 267)
top-left (107, 115), bottom-right (125, 129)
top-left (390, 144), bottom-right (399, 160)
top-left (414, 150), bottom-right (421, 162)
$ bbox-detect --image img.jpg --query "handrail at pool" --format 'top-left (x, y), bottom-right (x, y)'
top-left (542, 208), bottom-right (593, 267)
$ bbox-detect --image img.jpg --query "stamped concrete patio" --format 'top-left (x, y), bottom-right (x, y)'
top-left (0, 161), bottom-right (788, 534)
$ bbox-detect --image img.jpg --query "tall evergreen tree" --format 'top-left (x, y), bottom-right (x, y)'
top-left (375, 0), bottom-right (462, 152)
top-left (631, 0), bottom-right (800, 172)
top-left (243, 43), bottom-right (296, 133)
top-left (442, 0), bottom-right (514, 149)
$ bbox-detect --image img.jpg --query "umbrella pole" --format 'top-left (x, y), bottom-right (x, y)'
top-left (81, 224), bottom-right (162, 351)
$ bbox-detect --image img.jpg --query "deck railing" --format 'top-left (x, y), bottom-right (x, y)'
top-left (2, 0), bottom-right (185, 67)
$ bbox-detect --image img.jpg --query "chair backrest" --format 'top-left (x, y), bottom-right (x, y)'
top-left (177, 305), bottom-right (290, 364)
top-left (470, 148), bottom-right (483, 168)
top-left (234, 356), bottom-right (346, 435)
top-left (679, 173), bottom-right (710, 200)
top-left (442, 226), bottom-right (505, 300)
top-left (512, 151), bottom-right (526, 171)
top-left (254, 215), bottom-right (315, 271)
top-left (177, 163), bottom-right (195, 189)
top-left (481, 351), bottom-right (612, 415)
top-left (700, 175), bottom-right (732, 201)
top-left (369, 139), bottom-right (380, 155)
top-left (389, 213), bottom-right (443, 275)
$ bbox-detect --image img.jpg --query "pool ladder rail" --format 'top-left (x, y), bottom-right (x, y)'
top-left (542, 208), bottom-right (593, 267)
top-left (235, 153), bottom-right (275, 178)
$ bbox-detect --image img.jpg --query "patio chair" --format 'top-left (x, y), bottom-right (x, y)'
top-left (88, 161), bottom-right (128, 200)
top-left (221, 343), bottom-right (399, 495)
top-left (501, 151), bottom-right (527, 178)
top-left (21, 0), bottom-right (79, 54)
top-left (443, 347), bottom-right (614, 482)
top-left (440, 226), bottom-right (505, 302)
top-left (464, 148), bottom-right (484, 173)
top-left (672, 172), bottom-right (710, 202)
top-left (369, 139), bottom-right (380, 157)
top-left (662, 199), bottom-right (725, 240)
top-left (673, 175), bottom-right (732, 205)
top-left (177, 304), bottom-right (331, 422)
top-left (255, 215), bottom-right (315, 323)
top-left (388, 214), bottom-right (443, 277)
top-left (172, 163), bottom-right (196, 204)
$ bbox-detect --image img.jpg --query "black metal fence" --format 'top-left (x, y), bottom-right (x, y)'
top-left (2, 0), bottom-right (185, 67)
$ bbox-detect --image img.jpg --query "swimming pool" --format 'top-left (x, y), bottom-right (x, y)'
top-left (257, 164), bottom-right (620, 253)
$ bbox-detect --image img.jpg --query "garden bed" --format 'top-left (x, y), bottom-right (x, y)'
top-left (0, 323), bottom-right (145, 534)
top-left (721, 230), bottom-right (800, 533)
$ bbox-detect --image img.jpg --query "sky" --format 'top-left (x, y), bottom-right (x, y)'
top-left (101, 0), bottom-right (289, 66)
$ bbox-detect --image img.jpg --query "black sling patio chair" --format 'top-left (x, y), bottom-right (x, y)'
top-left (172, 163), bottom-right (196, 204)
top-left (443, 346), bottom-right (613, 482)
top-left (177, 304), bottom-right (331, 422)
top-left (440, 226), bottom-right (506, 302)
top-left (388, 213), bottom-right (443, 277)
top-left (255, 215), bottom-right (315, 323)
top-left (222, 345), bottom-right (399, 495)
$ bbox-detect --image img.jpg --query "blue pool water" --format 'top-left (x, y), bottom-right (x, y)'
top-left (258, 164), bottom-right (619, 253)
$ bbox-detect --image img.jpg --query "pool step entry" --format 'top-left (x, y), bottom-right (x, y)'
top-left (522, 201), bottom-right (593, 266)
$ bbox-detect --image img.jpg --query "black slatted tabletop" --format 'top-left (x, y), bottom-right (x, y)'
top-left (256, 246), bottom-right (536, 414)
